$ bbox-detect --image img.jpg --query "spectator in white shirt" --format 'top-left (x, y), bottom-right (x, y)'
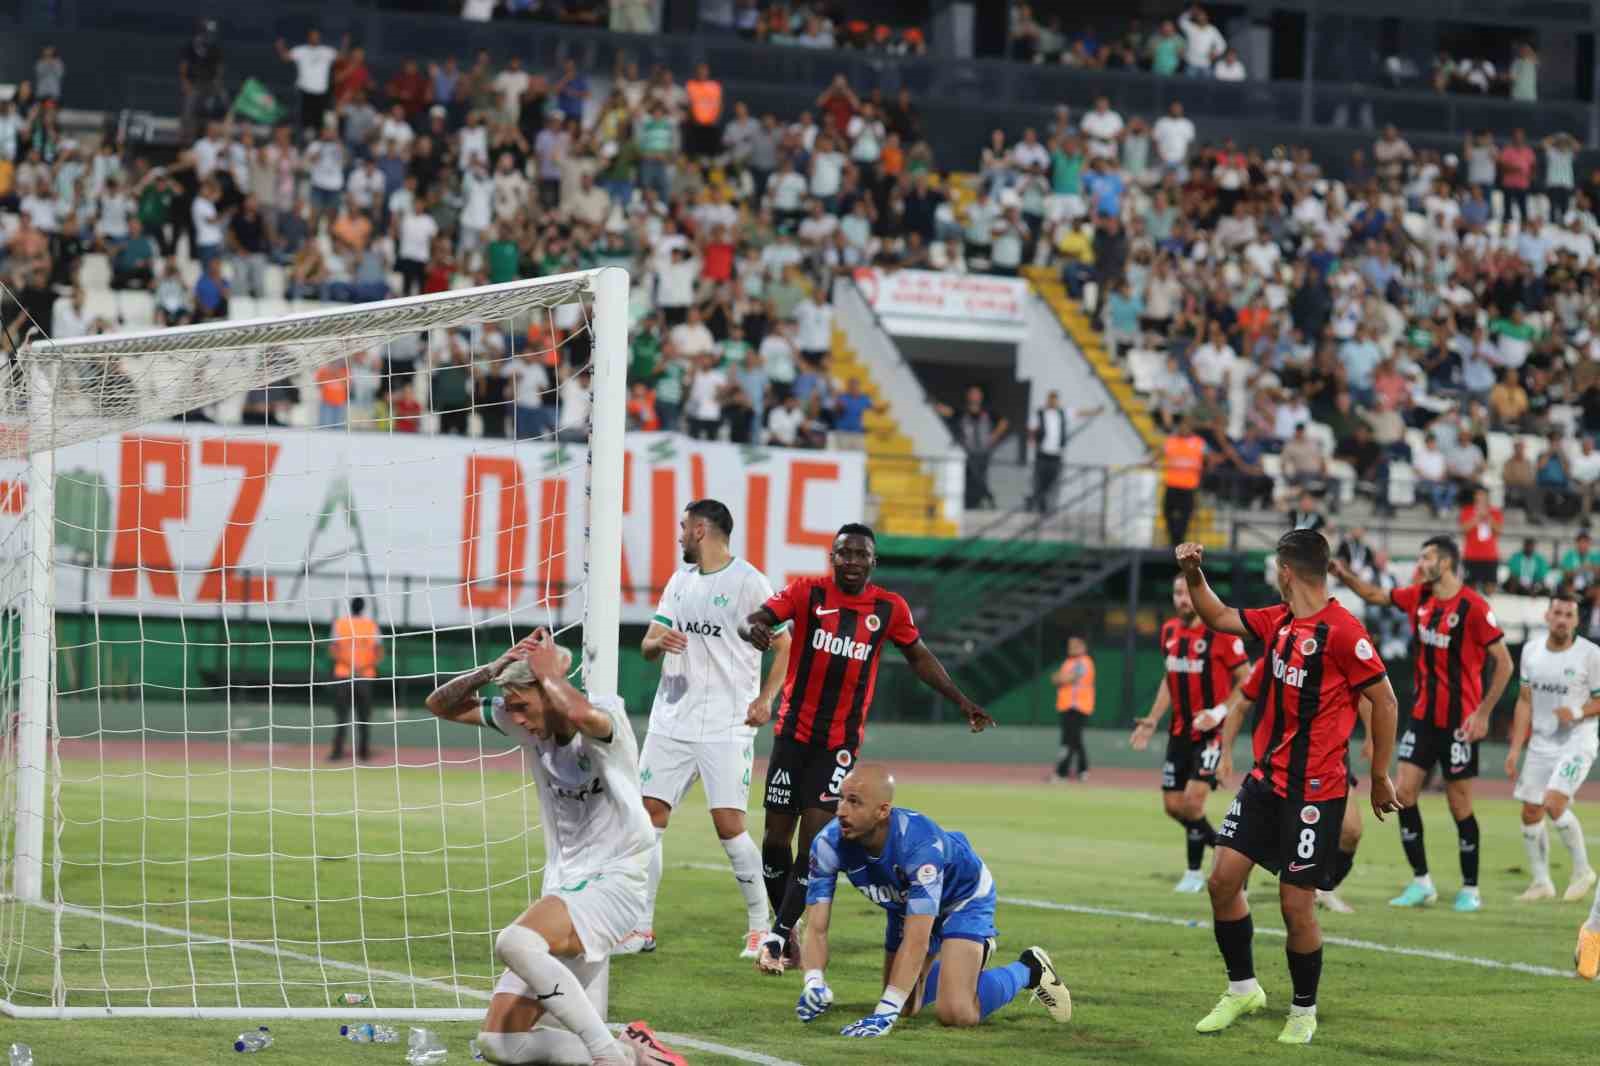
top-left (655, 245), bottom-right (701, 324)
top-left (684, 353), bottom-right (730, 440)
top-left (1189, 322), bottom-right (1238, 389)
top-left (797, 199), bottom-right (839, 248)
top-left (345, 159), bottom-right (385, 214)
top-left (794, 289), bottom-right (834, 366)
top-left (766, 392), bottom-right (807, 446)
top-left (1151, 100), bottom-right (1196, 178)
top-left (668, 305), bottom-right (716, 359)
top-left (395, 200), bottom-right (438, 296)
top-left (492, 56), bottom-right (531, 124)
top-left (276, 29), bottom-right (339, 134)
top-left (1179, 5), bottom-right (1227, 76)
top-left (1010, 128), bottom-right (1050, 174)
top-left (1079, 97), bottom-right (1124, 160)
top-left (304, 127), bottom-right (346, 229)
top-left (191, 179), bottom-right (224, 268)
top-left (1213, 49), bottom-right (1247, 82)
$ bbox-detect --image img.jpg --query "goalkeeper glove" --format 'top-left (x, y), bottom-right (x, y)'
top-left (840, 986), bottom-right (906, 1038)
top-left (796, 971), bottom-right (833, 1022)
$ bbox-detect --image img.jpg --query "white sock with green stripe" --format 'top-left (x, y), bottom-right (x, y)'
top-left (722, 831), bottom-right (769, 930)
top-left (494, 925), bottom-right (618, 1061)
top-left (1553, 810), bottom-right (1591, 876)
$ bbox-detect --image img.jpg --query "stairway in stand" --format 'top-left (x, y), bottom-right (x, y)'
top-left (1022, 266), bottom-right (1226, 549)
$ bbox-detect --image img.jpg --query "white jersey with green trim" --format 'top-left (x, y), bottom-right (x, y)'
top-left (1518, 634), bottom-right (1600, 756)
top-left (485, 692), bottom-right (655, 879)
top-left (649, 558), bottom-right (782, 743)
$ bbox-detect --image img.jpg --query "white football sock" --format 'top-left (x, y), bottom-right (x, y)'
top-left (494, 925), bottom-right (618, 1062)
top-left (1521, 821), bottom-right (1552, 886)
top-left (1588, 879), bottom-right (1600, 931)
top-left (722, 831), bottom-right (770, 930)
top-left (642, 827), bottom-right (664, 928)
top-left (475, 1032), bottom-right (541, 1064)
top-left (1553, 809), bottom-right (1591, 874)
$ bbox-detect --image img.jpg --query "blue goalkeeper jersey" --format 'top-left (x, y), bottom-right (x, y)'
top-left (805, 807), bottom-right (994, 920)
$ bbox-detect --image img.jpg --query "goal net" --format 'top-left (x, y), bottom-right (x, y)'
top-left (0, 267), bottom-right (629, 1019)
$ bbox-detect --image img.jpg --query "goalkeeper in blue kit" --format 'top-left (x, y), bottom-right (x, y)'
top-left (791, 763), bottom-right (1073, 1037)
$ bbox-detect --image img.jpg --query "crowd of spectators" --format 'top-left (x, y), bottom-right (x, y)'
top-left (1010, 4), bottom-right (1246, 81)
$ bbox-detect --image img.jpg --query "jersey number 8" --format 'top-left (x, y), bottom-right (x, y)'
top-left (1296, 827), bottom-right (1317, 860)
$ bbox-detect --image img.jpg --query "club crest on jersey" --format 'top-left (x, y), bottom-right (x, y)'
top-left (1301, 805), bottom-right (1320, 825)
top-left (1446, 613), bottom-right (1459, 629)
top-left (864, 614), bottom-right (882, 633)
top-left (1299, 637), bottom-right (1319, 656)
top-left (836, 749), bottom-right (854, 767)
top-left (1194, 638), bottom-right (1207, 653)
top-left (1453, 727), bottom-right (1469, 742)
top-left (916, 863), bottom-right (939, 886)
top-left (713, 593), bottom-right (730, 607)
top-left (811, 626), bottom-right (872, 661)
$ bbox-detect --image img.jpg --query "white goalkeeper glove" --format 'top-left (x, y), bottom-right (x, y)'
top-left (796, 971), bottom-right (833, 1022)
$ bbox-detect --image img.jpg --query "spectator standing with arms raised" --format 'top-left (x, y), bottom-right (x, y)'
top-left (276, 29), bottom-right (339, 135)
top-left (1029, 390), bottom-right (1103, 514)
top-left (938, 386), bottom-right (1009, 510)
top-left (1178, 5), bottom-right (1226, 77)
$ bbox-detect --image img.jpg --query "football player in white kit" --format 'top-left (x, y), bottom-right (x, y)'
top-left (617, 499), bottom-right (792, 958)
top-left (1505, 590), bottom-right (1600, 905)
top-left (424, 631), bottom-right (686, 1066)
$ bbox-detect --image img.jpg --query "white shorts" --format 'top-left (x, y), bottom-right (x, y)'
top-left (498, 854), bottom-right (649, 965)
top-left (1514, 747), bottom-right (1598, 805)
top-left (638, 730), bottom-right (754, 812)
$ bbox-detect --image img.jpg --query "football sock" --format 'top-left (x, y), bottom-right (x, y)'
top-left (1332, 848), bottom-right (1356, 890)
top-left (642, 827), bottom-right (664, 927)
top-left (977, 963), bottom-right (1032, 1019)
top-left (721, 831), bottom-right (769, 929)
top-left (1184, 818), bottom-right (1215, 872)
top-left (1019, 950), bottom-right (1044, 988)
top-left (760, 839), bottom-right (792, 919)
top-left (1521, 821), bottom-right (1552, 886)
top-left (1398, 806), bottom-right (1429, 877)
top-left (494, 925), bottom-right (618, 1061)
top-left (1552, 809), bottom-right (1591, 874)
top-left (1286, 947), bottom-right (1323, 1009)
top-left (1213, 914), bottom-right (1255, 986)
top-left (1455, 815), bottom-right (1480, 887)
top-left (772, 866), bottom-right (808, 942)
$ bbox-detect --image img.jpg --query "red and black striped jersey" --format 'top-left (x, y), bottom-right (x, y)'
top-left (763, 575), bottom-right (920, 749)
top-left (1240, 599), bottom-right (1386, 802)
top-left (1389, 583), bottom-right (1504, 729)
top-left (1160, 618), bottom-right (1249, 739)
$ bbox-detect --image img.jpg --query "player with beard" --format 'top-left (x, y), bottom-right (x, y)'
top-left (1332, 535), bottom-right (1513, 912)
top-left (739, 523), bottom-right (994, 974)
top-left (1131, 574), bottom-right (1252, 893)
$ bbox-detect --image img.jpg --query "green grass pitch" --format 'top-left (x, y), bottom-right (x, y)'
top-left (3, 761), bottom-right (1597, 1064)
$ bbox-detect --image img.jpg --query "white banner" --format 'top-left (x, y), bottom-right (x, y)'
top-left (0, 426), bottom-right (865, 630)
top-left (852, 268), bottom-right (1029, 335)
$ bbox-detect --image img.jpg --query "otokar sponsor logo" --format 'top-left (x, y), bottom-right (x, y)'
top-left (812, 626), bottom-right (873, 661)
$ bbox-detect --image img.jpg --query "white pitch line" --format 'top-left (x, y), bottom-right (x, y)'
top-left (11, 898), bottom-right (806, 1064)
top-left (677, 862), bottom-right (1575, 980)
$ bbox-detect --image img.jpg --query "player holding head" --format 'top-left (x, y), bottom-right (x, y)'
top-left (424, 631), bottom-right (685, 1066)
top-left (739, 523), bottom-right (995, 973)
top-left (792, 763), bottom-right (1071, 1038)
top-left (1332, 534), bottom-right (1514, 912)
top-left (1131, 574), bottom-right (1251, 892)
top-left (1505, 589), bottom-right (1600, 905)
top-left (1176, 532), bottom-right (1400, 1046)
top-left (621, 499), bottom-right (792, 959)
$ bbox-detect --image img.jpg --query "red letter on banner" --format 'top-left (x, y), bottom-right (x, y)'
top-left (195, 438), bottom-right (281, 603)
top-left (461, 455), bottom-right (529, 608)
top-left (109, 436), bottom-right (188, 598)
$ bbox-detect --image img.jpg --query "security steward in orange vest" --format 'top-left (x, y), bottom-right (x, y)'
top-left (1052, 636), bottom-right (1095, 781)
top-left (328, 596), bottom-right (383, 762)
top-left (1161, 415), bottom-right (1207, 545)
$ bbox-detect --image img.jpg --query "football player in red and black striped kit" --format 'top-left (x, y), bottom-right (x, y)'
top-left (739, 523), bottom-right (995, 973)
top-left (1176, 531), bottom-right (1401, 1046)
top-left (1130, 574), bottom-right (1251, 893)
top-left (1331, 535), bottom-right (1514, 912)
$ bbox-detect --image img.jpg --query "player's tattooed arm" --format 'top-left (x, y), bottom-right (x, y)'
top-left (524, 642), bottom-right (615, 741)
top-left (1173, 543), bottom-right (1248, 637)
top-left (424, 648), bottom-right (522, 725)
top-left (900, 640), bottom-right (997, 732)
top-left (740, 606), bottom-right (782, 651)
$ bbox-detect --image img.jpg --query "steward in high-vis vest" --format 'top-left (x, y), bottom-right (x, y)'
top-left (328, 596), bottom-right (382, 762)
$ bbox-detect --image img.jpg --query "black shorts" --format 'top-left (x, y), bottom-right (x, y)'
top-left (763, 735), bottom-right (857, 813)
top-left (1463, 559), bottom-right (1498, 587)
top-left (1397, 718), bottom-right (1478, 780)
top-left (1162, 733), bottom-right (1221, 792)
top-left (1215, 775), bottom-right (1347, 890)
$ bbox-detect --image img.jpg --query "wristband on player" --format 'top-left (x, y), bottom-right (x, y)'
top-left (804, 969), bottom-right (826, 990)
top-left (875, 985), bottom-right (908, 1017)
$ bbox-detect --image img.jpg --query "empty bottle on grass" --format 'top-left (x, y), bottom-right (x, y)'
top-left (233, 1026), bottom-right (272, 1052)
top-left (406, 1027), bottom-right (448, 1065)
top-left (10, 1043), bottom-right (33, 1066)
top-left (340, 1022), bottom-right (398, 1043)
top-left (469, 1037), bottom-right (484, 1061)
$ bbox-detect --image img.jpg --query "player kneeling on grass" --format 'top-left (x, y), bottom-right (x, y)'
top-left (791, 762), bottom-right (1071, 1039)
top-left (424, 631), bottom-right (685, 1066)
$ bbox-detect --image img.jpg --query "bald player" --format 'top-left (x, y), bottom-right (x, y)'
top-left (791, 763), bottom-right (1072, 1039)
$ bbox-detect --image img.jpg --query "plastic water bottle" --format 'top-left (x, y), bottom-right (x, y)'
top-left (233, 1026), bottom-right (272, 1052)
top-left (339, 992), bottom-right (371, 1006)
top-left (469, 1037), bottom-right (484, 1061)
top-left (340, 1022), bottom-right (398, 1043)
top-left (10, 1043), bottom-right (33, 1066)
top-left (405, 1026), bottom-right (448, 1065)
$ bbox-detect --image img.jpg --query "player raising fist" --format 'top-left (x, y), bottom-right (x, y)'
top-left (1177, 534), bottom-right (1400, 1046)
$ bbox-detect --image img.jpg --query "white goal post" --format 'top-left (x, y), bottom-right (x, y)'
top-left (0, 266), bottom-right (629, 1019)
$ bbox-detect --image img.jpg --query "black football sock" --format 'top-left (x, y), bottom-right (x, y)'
top-left (760, 840), bottom-right (791, 919)
top-left (1456, 814), bottom-right (1481, 887)
top-left (1184, 818), bottom-right (1214, 871)
top-left (1398, 806), bottom-right (1429, 877)
top-left (1286, 947), bottom-right (1323, 1008)
top-left (1332, 847), bottom-right (1356, 889)
top-left (772, 865), bottom-right (809, 942)
top-left (1213, 914), bottom-right (1255, 983)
